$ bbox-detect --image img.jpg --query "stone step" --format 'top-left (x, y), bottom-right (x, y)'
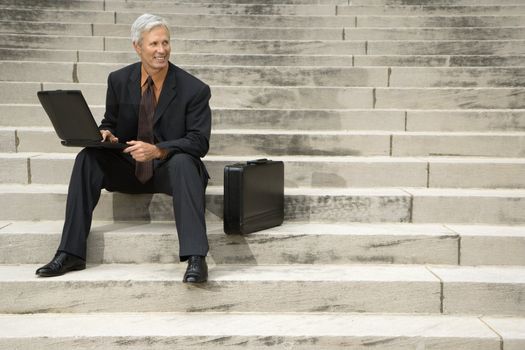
top-left (404, 110), bottom-right (525, 132)
top-left (338, 5), bottom-right (525, 16)
top-left (3, 105), bottom-right (525, 133)
top-left (355, 15), bottom-right (525, 28)
top-left (0, 0), bottom-right (105, 10)
top-left (1, 8), bottom-right (114, 24)
top-left (1, 313), bottom-right (521, 350)
top-left (358, 0), bottom-right (525, 4)
top-left (107, 38), bottom-right (525, 55)
top-left (2, 8), bottom-right (523, 28)
top-left (6, 2), bottom-right (524, 16)
top-left (3, 48), bottom-right (525, 68)
top-left (72, 51), bottom-right (525, 67)
top-left (5, 35), bottom-right (522, 56)
top-left (3, 82), bottom-right (524, 110)
top-left (372, 88), bottom-right (525, 110)
top-left (4, 21), bottom-right (525, 41)
top-left (0, 105), bottom-right (407, 129)
top-left (53, 63), bottom-right (525, 88)
top-left (2, 221), bottom-right (525, 266)
top-left (365, 40), bottom-right (525, 55)
top-left (4, 153), bottom-right (525, 189)
top-left (3, 82), bottom-right (375, 109)
top-left (4, 61), bottom-right (525, 88)
top-left (3, 0), bottom-right (523, 7)
top-left (2, 62), bottom-right (392, 87)
top-left (110, 3), bottom-right (337, 15)
top-left (389, 67), bottom-right (525, 87)
top-left (0, 221), bottom-right (459, 265)
top-left (6, 0), bottom-right (350, 7)
top-left (347, 27), bottom-right (525, 40)
top-left (2, 263), bottom-right (525, 315)
top-left (0, 34), bottom-right (104, 51)
top-left (2, 184), bottom-right (525, 224)
top-left (6, 127), bottom-right (525, 157)
top-left (95, 25), bottom-right (525, 41)
top-left (0, 184), bottom-right (410, 222)
top-left (4, 3), bottom-right (337, 16)
top-left (0, 21), bottom-right (345, 40)
top-left (9, 128), bottom-right (394, 155)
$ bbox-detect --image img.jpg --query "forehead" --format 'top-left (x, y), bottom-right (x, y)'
top-left (141, 26), bottom-right (170, 43)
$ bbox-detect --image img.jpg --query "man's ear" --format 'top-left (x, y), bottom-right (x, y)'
top-left (133, 41), bottom-right (141, 55)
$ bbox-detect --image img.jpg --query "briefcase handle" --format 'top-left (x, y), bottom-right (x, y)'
top-left (247, 158), bottom-right (269, 165)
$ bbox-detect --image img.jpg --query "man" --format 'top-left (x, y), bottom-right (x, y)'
top-left (36, 14), bottom-right (211, 283)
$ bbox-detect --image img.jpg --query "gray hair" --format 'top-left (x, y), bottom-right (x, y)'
top-left (131, 14), bottom-right (170, 45)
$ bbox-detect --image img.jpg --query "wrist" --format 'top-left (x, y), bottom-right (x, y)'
top-left (156, 147), bottom-right (168, 160)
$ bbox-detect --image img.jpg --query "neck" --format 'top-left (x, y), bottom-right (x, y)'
top-left (142, 65), bottom-right (167, 78)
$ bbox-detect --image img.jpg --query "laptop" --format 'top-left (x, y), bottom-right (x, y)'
top-left (37, 90), bottom-right (127, 150)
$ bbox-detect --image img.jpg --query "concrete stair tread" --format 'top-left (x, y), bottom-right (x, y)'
top-left (0, 263), bottom-right (524, 315)
top-left (0, 220), bottom-right (456, 236)
top-left (3, 48), bottom-right (525, 68)
top-left (4, 82), bottom-right (524, 109)
top-left (1, 221), bottom-right (524, 266)
top-left (4, 183), bottom-right (525, 196)
top-left (3, 184), bottom-right (525, 225)
top-left (0, 220), bottom-right (454, 235)
top-left (9, 126), bottom-right (525, 134)
top-left (7, 152), bottom-right (525, 165)
top-left (6, 153), bottom-right (525, 190)
top-left (0, 312), bottom-right (518, 341)
top-left (4, 61), bottom-right (525, 87)
top-left (7, 152), bottom-right (525, 164)
top-left (3, 21), bottom-right (525, 41)
top-left (0, 263), bottom-right (442, 282)
top-left (6, 33), bottom-right (525, 50)
top-left (3, 105), bottom-right (525, 133)
top-left (5, 3), bottom-right (525, 16)
top-left (2, 262), bottom-right (525, 283)
top-left (3, 8), bottom-right (524, 28)
top-left (111, 107), bottom-right (525, 133)
top-left (3, 219), bottom-right (525, 240)
top-left (5, 129), bottom-right (525, 160)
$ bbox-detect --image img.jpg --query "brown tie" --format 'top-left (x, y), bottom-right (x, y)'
top-left (135, 76), bottom-right (156, 183)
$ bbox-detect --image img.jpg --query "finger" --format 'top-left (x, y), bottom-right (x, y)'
top-left (124, 142), bottom-right (142, 153)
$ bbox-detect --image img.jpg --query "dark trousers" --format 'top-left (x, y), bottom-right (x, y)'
top-left (58, 148), bottom-right (209, 261)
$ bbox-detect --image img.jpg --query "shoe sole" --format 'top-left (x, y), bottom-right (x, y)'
top-left (183, 276), bottom-right (208, 283)
top-left (36, 264), bottom-right (86, 278)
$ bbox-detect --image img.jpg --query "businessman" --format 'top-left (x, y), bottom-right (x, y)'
top-left (36, 13), bottom-right (211, 283)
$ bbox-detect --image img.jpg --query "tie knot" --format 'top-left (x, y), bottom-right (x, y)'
top-left (146, 76), bottom-right (154, 87)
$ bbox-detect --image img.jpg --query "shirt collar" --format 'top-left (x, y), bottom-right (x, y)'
top-left (140, 64), bottom-right (168, 90)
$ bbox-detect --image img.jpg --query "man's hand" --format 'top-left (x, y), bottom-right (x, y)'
top-left (100, 130), bottom-right (119, 143)
top-left (124, 140), bottom-right (164, 162)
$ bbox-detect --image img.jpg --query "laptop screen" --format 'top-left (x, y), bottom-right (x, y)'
top-left (37, 90), bottom-right (102, 142)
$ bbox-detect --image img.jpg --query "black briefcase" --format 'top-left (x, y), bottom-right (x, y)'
top-left (223, 159), bottom-right (284, 234)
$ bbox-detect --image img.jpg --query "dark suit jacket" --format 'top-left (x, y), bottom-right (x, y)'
top-left (99, 62), bottom-right (212, 171)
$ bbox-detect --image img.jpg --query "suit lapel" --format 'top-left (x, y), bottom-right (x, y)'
top-left (128, 62), bottom-right (141, 119)
top-left (154, 63), bottom-right (177, 125)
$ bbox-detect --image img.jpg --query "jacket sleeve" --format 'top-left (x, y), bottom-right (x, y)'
top-left (156, 84), bottom-right (212, 159)
top-left (98, 72), bottom-right (118, 135)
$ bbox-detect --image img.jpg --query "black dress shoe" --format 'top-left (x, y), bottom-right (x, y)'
top-left (183, 256), bottom-right (208, 283)
top-left (35, 252), bottom-right (86, 277)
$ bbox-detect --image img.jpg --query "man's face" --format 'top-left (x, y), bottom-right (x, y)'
top-left (133, 26), bottom-right (171, 74)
